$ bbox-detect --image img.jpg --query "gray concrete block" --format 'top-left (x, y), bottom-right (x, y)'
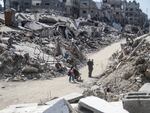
top-left (123, 92), bottom-right (150, 113)
top-left (139, 83), bottom-right (150, 93)
top-left (46, 93), bottom-right (83, 105)
top-left (78, 96), bottom-right (128, 113)
top-left (44, 99), bottom-right (77, 113)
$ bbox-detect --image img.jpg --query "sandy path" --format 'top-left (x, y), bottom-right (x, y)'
top-left (0, 41), bottom-right (122, 110)
top-left (80, 41), bottom-right (122, 79)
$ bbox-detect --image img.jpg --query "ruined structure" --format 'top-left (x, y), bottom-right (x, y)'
top-left (65, 0), bottom-right (80, 18)
top-left (41, 0), bottom-right (65, 11)
top-left (101, 0), bottom-right (148, 28)
top-left (80, 0), bottom-right (99, 19)
top-left (6, 0), bottom-right (80, 18)
top-left (9, 0), bottom-right (32, 11)
top-left (100, 0), bottom-right (124, 24)
top-left (123, 0), bottom-right (148, 27)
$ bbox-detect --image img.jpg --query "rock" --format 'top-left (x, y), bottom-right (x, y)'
top-left (135, 57), bottom-right (146, 65)
top-left (22, 65), bottom-right (39, 74)
top-left (83, 85), bottom-right (106, 99)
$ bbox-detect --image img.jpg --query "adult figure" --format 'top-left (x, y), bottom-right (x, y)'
top-left (87, 59), bottom-right (94, 77)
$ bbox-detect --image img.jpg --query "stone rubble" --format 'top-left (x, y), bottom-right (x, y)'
top-left (0, 13), bottom-right (128, 81)
top-left (82, 34), bottom-right (150, 102)
top-left (0, 94), bottom-right (128, 113)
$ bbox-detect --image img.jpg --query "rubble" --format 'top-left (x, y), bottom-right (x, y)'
top-left (0, 13), bottom-right (126, 81)
top-left (82, 34), bottom-right (150, 101)
top-left (139, 83), bottom-right (150, 93)
top-left (0, 99), bottom-right (77, 113)
top-left (123, 92), bottom-right (150, 113)
top-left (0, 94), bottom-right (128, 113)
top-left (78, 96), bottom-right (129, 113)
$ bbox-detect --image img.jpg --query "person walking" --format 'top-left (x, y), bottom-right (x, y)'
top-left (87, 59), bottom-right (94, 77)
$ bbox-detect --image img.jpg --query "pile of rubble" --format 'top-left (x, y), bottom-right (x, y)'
top-left (83, 34), bottom-right (150, 101)
top-left (0, 12), bottom-right (131, 81)
top-left (0, 93), bottom-right (129, 113)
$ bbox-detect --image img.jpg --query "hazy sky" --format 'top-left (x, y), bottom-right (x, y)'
top-left (94, 0), bottom-right (150, 18)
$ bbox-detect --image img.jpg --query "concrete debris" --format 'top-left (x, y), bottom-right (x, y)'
top-left (82, 34), bottom-right (150, 102)
top-left (0, 12), bottom-right (128, 81)
top-left (139, 83), bottom-right (150, 93)
top-left (123, 92), bottom-right (150, 113)
top-left (0, 99), bottom-right (76, 113)
top-left (46, 93), bottom-right (84, 104)
top-left (0, 95), bottom-right (129, 113)
top-left (78, 96), bottom-right (129, 113)
top-left (44, 99), bottom-right (76, 113)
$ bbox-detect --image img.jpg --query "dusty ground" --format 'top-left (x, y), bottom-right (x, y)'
top-left (0, 41), bottom-right (122, 110)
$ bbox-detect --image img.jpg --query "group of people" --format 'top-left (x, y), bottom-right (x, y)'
top-left (67, 59), bottom-right (94, 83)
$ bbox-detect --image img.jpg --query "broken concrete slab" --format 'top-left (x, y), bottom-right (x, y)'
top-left (139, 83), bottom-right (150, 93)
top-left (44, 99), bottom-right (76, 113)
top-left (110, 101), bottom-right (129, 113)
top-left (123, 92), bottom-right (150, 113)
top-left (46, 93), bottom-right (84, 104)
top-left (0, 99), bottom-right (76, 113)
top-left (78, 96), bottom-right (128, 113)
top-left (0, 103), bottom-right (38, 113)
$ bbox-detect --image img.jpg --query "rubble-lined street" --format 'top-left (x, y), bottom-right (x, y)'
top-left (0, 0), bottom-right (150, 113)
top-left (0, 40), bottom-right (123, 109)
top-left (82, 34), bottom-right (150, 102)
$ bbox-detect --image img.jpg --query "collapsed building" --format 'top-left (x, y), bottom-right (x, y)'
top-left (5, 0), bottom-right (80, 18)
top-left (100, 0), bottom-right (149, 32)
top-left (0, 9), bottom-right (127, 81)
top-left (79, 0), bottom-right (99, 20)
top-left (123, 0), bottom-right (148, 28)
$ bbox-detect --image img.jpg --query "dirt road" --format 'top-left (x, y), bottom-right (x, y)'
top-left (0, 41), bottom-right (122, 110)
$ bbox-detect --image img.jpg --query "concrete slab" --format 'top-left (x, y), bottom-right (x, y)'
top-left (123, 92), bottom-right (150, 113)
top-left (46, 93), bottom-right (83, 104)
top-left (0, 99), bottom-right (75, 113)
top-left (43, 99), bottom-right (76, 113)
top-left (0, 104), bottom-right (38, 113)
top-left (44, 99), bottom-right (70, 113)
top-left (78, 96), bottom-right (128, 113)
top-left (139, 83), bottom-right (150, 93)
top-left (110, 101), bottom-right (129, 113)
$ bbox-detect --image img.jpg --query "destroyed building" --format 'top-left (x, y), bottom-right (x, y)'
top-left (41, 0), bottom-right (65, 11)
top-left (65, 0), bottom-right (80, 18)
top-left (123, 0), bottom-right (148, 27)
top-left (5, 0), bottom-right (80, 18)
top-left (100, 0), bottom-right (148, 29)
top-left (100, 0), bottom-right (125, 25)
top-left (9, 0), bottom-right (32, 11)
top-left (80, 0), bottom-right (99, 19)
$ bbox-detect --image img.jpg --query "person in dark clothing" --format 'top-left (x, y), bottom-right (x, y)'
top-left (87, 59), bottom-right (94, 77)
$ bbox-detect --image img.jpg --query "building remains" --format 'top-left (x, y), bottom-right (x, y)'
top-left (79, 0), bottom-right (99, 19)
top-left (100, 0), bottom-right (149, 29)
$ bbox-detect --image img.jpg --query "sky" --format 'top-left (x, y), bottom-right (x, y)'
top-left (94, 0), bottom-right (150, 19)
